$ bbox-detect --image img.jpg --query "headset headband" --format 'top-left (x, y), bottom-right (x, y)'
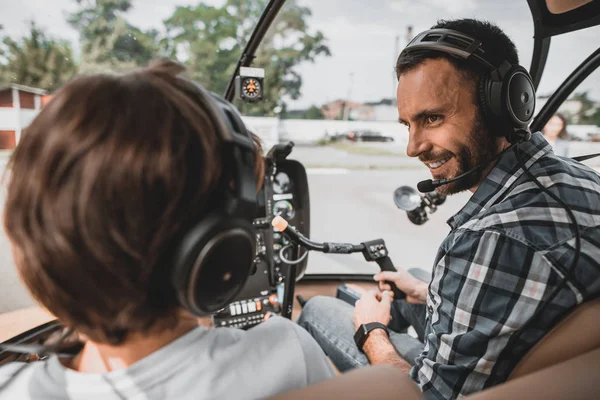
top-left (182, 80), bottom-right (258, 220)
top-left (401, 28), bottom-right (505, 71)
top-left (399, 27), bottom-right (536, 133)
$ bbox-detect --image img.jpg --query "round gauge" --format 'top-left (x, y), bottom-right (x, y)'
top-left (242, 77), bottom-right (262, 99)
top-left (273, 200), bottom-right (295, 220)
top-left (273, 172), bottom-right (291, 194)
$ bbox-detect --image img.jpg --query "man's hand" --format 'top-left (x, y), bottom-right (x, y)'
top-left (352, 290), bottom-right (393, 330)
top-left (351, 289), bottom-right (413, 373)
top-left (374, 270), bottom-right (428, 304)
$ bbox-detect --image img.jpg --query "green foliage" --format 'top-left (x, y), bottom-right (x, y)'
top-left (304, 105), bottom-right (325, 119)
top-left (163, 0), bottom-right (331, 115)
top-left (1, 0), bottom-right (329, 115)
top-left (562, 92), bottom-right (600, 126)
top-left (571, 92), bottom-right (599, 126)
top-left (0, 21), bottom-right (77, 91)
top-left (68, 0), bottom-right (159, 73)
top-left (284, 104), bottom-right (324, 119)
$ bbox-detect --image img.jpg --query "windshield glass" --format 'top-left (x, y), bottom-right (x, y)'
top-left (1, 0), bottom-right (599, 314)
top-left (244, 0), bottom-right (600, 276)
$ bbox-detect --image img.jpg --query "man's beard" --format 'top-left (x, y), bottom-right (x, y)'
top-left (433, 116), bottom-right (497, 196)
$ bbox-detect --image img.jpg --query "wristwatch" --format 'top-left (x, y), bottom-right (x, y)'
top-left (354, 322), bottom-right (389, 352)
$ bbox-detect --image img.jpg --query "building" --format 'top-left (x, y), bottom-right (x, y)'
top-left (320, 99), bottom-right (400, 122)
top-left (321, 100), bottom-right (370, 120)
top-left (0, 84), bottom-right (51, 149)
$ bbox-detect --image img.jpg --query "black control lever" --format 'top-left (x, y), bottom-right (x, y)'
top-left (266, 141), bottom-right (295, 162)
top-left (272, 216), bottom-right (407, 300)
top-left (360, 239), bottom-right (406, 300)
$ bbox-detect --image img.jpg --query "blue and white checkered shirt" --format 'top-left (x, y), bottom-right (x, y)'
top-left (410, 131), bottom-right (600, 399)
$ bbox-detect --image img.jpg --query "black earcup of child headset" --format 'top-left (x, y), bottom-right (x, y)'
top-left (478, 61), bottom-right (536, 131)
top-left (166, 77), bottom-right (259, 317)
top-left (171, 214), bottom-right (256, 316)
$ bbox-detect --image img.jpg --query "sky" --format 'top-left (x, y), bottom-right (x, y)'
top-left (1, 0), bottom-right (599, 110)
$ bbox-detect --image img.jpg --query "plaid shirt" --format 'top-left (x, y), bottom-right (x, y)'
top-left (410, 132), bottom-right (600, 399)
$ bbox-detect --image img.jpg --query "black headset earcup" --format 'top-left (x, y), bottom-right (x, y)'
top-left (479, 63), bottom-right (535, 137)
top-left (504, 66), bottom-right (536, 129)
top-left (171, 213), bottom-right (256, 316)
top-left (478, 76), bottom-right (492, 123)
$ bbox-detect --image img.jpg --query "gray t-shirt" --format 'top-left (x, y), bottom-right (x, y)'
top-left (0, 316), bottom-right (335, 399)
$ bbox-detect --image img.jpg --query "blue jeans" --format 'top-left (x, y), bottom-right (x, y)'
top-left (297, 296), bottom-right (426, 372)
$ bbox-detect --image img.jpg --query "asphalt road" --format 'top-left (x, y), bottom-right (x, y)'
top-left (303, 168), bottom-right (469, 276)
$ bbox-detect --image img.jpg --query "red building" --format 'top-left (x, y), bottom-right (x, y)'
top-left (0, 84), bottom-right (50, 149)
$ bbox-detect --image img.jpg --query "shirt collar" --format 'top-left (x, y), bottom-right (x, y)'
top-left (447, 132), bottom-right (552, 230)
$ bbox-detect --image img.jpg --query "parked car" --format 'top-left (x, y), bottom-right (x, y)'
top-left (343, 130), bottom-right (394, 142)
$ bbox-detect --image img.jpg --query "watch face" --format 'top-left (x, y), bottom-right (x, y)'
top-left (354, 324), bottom-right (368, 349)
top-left (242, 77), bottom-right (262, 99)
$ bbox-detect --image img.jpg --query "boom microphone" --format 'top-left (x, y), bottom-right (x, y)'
top-left (417, 163), bottom-right (484, 193)
top-left (417, 142), bottom-right (519, 193)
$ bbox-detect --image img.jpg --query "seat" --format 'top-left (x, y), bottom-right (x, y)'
top-left (272, 348), bottom-right (600, 400)
top-left (272, 297), bottom-right (600, 399)
top-left (509, 297), bottom-right (600, 378)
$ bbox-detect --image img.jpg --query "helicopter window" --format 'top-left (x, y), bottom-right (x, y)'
top-left (535, 61), bottom-right (600, 160)
top-left (534, 26), bottom-right (600, 122)
top-left (246, 0), bottom-right (540, 276)
top-left (0, 0), bottom-right (598, 302)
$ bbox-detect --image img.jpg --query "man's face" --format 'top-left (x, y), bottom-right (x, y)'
top-left (397, 58), bottom-right (499, 195)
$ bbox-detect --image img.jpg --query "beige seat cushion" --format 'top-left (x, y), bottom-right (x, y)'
top-left (510, 297), bottom-right (600, 379)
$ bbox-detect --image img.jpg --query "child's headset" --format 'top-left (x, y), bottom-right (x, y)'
top-left (167, 78), bottom-right (259, 317)
top-left (400, 28), bottom-right (536, 142)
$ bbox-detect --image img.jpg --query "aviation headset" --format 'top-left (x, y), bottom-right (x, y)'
top-left (399, 28), bottom-right (536, 142)
top-left (167, 78), bottom-right (259, 317)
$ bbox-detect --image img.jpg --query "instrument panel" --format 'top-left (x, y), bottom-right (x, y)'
top-left (212, 154), bottom-right (310, 330)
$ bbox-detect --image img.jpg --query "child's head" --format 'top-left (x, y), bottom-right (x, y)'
top-left (4, 59), bottom-right (264, 345)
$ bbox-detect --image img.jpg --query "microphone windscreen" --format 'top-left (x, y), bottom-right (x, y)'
top-left (417, 179), bottom-right (436, 193)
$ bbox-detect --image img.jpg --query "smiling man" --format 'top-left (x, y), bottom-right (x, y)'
top-left (297, 18), bottom-right (600, 399)
top-left (399, 55), bottom-right (501, 196)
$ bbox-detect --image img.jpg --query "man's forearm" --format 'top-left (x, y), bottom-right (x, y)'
top-left (362, 330), bottom-right (412, 373)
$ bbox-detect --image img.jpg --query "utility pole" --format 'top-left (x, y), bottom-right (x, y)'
top-left (406, 25), bottom-right (413, 46)
top-left (393, 35), bottom-right (400, 100)
top-left (343, 72), bottom-right (354, 121)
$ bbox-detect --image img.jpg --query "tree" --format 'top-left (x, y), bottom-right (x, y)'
top-left (163, 0), bottom-right (331, 116)
top-left (304, 105), bottom-right (325, 119)
top-left (0, 21), bottom-right (77, 91)
top-left (68, 0), bottom-right (159, 73)
top-left (572, 92), bottom-right (600, 126)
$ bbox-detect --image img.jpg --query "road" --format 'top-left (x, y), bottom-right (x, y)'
top-left (303, 168), bottom-right (469, 276)
top-left (1, 141), bottom-right (599, 314)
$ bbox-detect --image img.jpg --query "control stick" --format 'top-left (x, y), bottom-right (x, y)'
top-left (271, 216), bottom-right (406, 300)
